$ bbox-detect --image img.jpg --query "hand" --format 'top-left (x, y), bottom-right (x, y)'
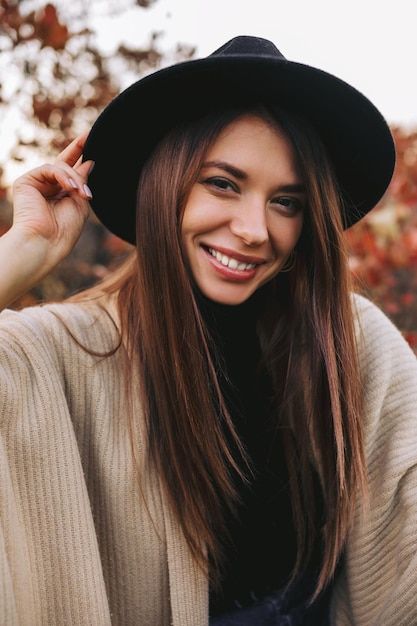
top-left (12, 132), bottom-right (93, 264)
top-left (0, 133), bottom-right (94, 310)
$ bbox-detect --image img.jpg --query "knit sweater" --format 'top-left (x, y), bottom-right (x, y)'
top-left (0, 294), bottom-right (416, 625)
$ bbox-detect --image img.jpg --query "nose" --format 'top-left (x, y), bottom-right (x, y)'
top-left (230, 198), bottom-right (269, 247)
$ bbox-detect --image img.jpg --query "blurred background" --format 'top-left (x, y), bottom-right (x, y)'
top-left (1, 0), bottom-right (416, 351)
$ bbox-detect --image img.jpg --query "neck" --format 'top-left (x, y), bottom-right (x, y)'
top-left (195, 287), bottom-right (267, 331)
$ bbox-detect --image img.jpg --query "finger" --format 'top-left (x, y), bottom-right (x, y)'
top-left (74, 157), bottom-right (95, 179)
top-left (47, 160), bottom-right (93, 198)
top-left (54, 132), bottom-right (90, 168)
top-left (52, 177), bottom-right (92, 202)
top-left (55, 158), bottom-right (94, 190)
top-left (51, 175), bottom-right (93, 201)
top-left (15, 162), bottom-right (92, 201)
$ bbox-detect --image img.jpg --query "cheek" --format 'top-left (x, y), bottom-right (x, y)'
top-left (293, 216), bottom-right (304, 245)
top-left (180, 191), bottom-right (204, 235)
top-left (181, 197), bottom-right (223, 241)
top-left (180, 202), bottom-right (211, 265)
top-left (180, 200), bottom-right (197, 246)
top-left (270, 216), bottom-right (304, 251)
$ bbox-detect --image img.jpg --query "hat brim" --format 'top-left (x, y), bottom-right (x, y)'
top-left (83, 54), bottom-right (396, 244)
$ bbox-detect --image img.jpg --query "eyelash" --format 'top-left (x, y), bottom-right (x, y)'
top-left (271, 196), bottom-right (304, 214)
top-left (202, 176), bottom-right (237, 192)
top-left (201, 176), bottom-right (304, 214)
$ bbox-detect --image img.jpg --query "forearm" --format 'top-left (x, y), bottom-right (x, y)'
top-left (0, 228), bottom-right (53, 311)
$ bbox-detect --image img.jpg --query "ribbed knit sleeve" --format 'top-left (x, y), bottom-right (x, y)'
top-left (331, 295), bottom-right (417, 626)
top-left (0, 301), bottom-right (178, 625)
top-left (0, 304), bottom-right (114, 625)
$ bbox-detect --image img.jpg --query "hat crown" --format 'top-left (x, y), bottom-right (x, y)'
top-left (210, 35), bottom-right (286, 60)
top-left (85, 34), bottom-right (395, 243)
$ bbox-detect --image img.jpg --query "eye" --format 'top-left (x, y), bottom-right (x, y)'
top-left (201, 176), bottom-right (238, 193)
top-left (271, 196), bottom-right (305, 215)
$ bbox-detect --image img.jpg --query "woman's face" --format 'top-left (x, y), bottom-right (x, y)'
top-left (181, 114), bottom-right (305, 305)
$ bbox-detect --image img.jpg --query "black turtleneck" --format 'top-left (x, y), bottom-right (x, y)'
top-left (196, 291), bottom-right (299, 616)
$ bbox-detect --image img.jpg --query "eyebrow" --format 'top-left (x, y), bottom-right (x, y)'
top-left (201, 160), bottom-right (247, 180)
top-left (200, 160), bottom-right (306, 193)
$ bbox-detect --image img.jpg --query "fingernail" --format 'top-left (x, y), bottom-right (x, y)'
top-left (83, 184), bottom-right (93, 199)
top-left (88, 161), bottom-right (95, 175)
top-left (68, 177), bottom-right (78, 189)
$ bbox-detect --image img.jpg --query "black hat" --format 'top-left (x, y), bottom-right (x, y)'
top-left (83, 35), bottom-right (396, 244)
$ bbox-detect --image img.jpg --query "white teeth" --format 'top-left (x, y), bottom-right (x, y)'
top-left (208, 248), bottom-right (256, 271)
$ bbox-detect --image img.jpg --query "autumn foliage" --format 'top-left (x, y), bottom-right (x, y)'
top-left (0, 1), bottom-right (416, 354)
top-left (346, 127), bottom-right (417, 352)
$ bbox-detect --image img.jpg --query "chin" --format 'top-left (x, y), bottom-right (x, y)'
top-left (200, 286), bottom-right (256, 306)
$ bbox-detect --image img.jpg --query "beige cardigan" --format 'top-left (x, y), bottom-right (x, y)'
top-left (0, 294), bottom-right (416, 625)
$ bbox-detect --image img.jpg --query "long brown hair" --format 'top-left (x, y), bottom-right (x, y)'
top-left (76, 105), bottom-right (366, 595)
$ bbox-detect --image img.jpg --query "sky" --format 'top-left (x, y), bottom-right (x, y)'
top-left (91, 0), bottom-right (417, 128)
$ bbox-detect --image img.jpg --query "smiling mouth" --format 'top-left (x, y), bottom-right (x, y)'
top-left (207, 247), bottom-right (257, 270)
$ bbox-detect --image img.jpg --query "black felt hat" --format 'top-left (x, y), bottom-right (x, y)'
top-left (83, 35), bottom-right (396, 244)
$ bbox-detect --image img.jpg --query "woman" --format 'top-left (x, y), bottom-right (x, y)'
top-left (1, 36), bottom-right (417, 626)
